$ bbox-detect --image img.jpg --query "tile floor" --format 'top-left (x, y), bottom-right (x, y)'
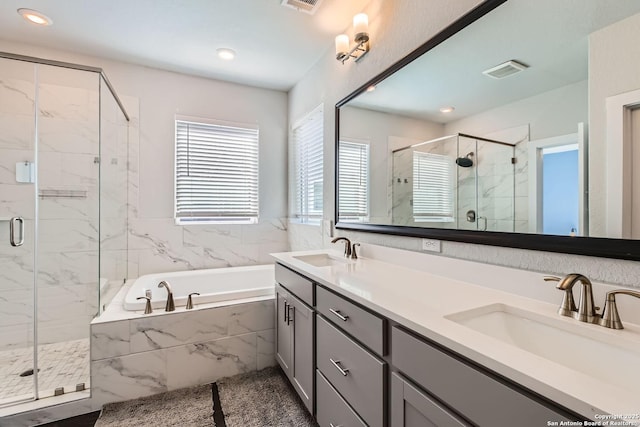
top-left (0, 339), bottom-right (90, 405)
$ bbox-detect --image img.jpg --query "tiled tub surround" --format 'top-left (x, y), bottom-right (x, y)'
top-left (273, 245), bottom-right (640, 423)
top-left (90, 282), bottom-right (276, 406)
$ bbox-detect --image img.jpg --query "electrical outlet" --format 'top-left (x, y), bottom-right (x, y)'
top-left (422, 238), bottom-right (441, 253)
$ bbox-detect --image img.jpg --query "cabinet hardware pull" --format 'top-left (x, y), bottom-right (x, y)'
top-left (284, 300), bottom-right (289, 323)
top-left (329, 308), bottom-right (349, 321)
top-left (287, 305), bottom-right (294, 325)
top-left (329, 358), bottom-right (349, 376)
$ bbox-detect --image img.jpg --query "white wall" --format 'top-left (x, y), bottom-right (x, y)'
top-left (589, 12), bottom-right (640, 238)
top-left (0, 39), bottom-right (290, 280)
top-left (339, 106), bottom-right (443, 223)
top-left (288, 2), bottom-right (640, 288)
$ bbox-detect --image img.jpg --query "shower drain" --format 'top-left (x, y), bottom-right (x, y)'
top-left (19, 368), bottom-right (40, 377)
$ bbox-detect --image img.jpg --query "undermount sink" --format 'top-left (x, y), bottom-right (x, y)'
top-left (293, 253), bottom-right (351, 267)
top-left (446, 304), bottom-right (640, 392)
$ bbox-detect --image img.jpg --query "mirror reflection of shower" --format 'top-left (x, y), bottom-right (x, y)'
top-left (391, 133), bottom-right (516, 232)
top-left (456, 152), bottom-right (474, 168)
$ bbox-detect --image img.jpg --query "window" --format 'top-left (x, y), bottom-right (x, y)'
top-left (175, 117), bottom-right (259, 224)
top-left (338, 140), bottom-right (369, 221)
top-left (292, 105), bottom-right (323, 222)
top-left (412, 151), bottom-right (454, 222)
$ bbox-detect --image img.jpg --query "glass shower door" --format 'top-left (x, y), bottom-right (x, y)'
top-left (0, 58), bottom-right (37, 405)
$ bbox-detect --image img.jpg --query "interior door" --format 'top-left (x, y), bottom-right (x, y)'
top-left (0, 57), bottom-right (37, 405)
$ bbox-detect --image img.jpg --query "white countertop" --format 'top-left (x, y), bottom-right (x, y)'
top-left (272, 248), bottom-right (640, 424)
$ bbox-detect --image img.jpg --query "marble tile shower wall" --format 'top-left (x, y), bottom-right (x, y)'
top-left (127, 219), bottom-right (289, 277)
top-left (474, 139), bottom-right (516, 233)
top-left (99, 87), bottom-right (129, 291)
top-left (0, 59), bottom-right (36, 353)
top-left (0, 62), bottom-right (108, 351)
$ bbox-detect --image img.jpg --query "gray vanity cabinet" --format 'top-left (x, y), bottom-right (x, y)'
top-left (391, 373), bottom-right (469, 427)
top-left (391, 326), bottom-right (575, 426)
top-left (275, 267), bottom-right (314, 413)
top-left (275, 285), bottom-right (293, 372)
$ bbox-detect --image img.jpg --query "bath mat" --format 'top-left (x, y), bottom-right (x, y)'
top-left (214, 367), bottom-right (316, 427)
top-left (95, 384), bottom-right (214, 427)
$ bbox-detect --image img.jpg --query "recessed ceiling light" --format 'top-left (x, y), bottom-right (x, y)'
top-left (216, 48), bottom-right (236, 61)
top-left (17, 8), bottom-right (52, 26)
top-left (366, 85), bottom-right (376, 92)
top-left (439, 106), bottom-right (455, 113)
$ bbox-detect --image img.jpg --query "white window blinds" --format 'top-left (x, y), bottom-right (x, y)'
top-left (175, 118), bottom-right (259, 223)
top-left (292, 105), bottom-right (323, 222)
top-left (413, 151), bottom-right (454, 222)
top-left (338, 140), bottom-right (369, 221)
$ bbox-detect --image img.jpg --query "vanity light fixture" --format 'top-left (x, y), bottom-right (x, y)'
top-left (17, 8), bottom-right (52, 26)
top-left (440, 106), bottom-right (455, 113)
top-left (216, 48), bottom-right (236, 61)
top-left (335, 13), bottom-right (370, 64)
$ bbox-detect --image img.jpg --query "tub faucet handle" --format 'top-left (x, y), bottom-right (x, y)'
top-left (136, 296), bottom-right (153, 314)
top-left (186, 292), bottom-right (200, 310)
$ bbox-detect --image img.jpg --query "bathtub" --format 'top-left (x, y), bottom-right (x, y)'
top-left (124, 264), bottom-right (275, 311)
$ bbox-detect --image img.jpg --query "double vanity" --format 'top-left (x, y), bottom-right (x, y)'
top-left (272, 246), bottom-right (640, 427)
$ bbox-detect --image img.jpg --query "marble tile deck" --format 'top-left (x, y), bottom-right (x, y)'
top-left (0, 339), bottom-right (89, 405)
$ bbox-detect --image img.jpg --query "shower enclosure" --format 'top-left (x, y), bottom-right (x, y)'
top-left (0, 53), bottom-right (128, 409)
top-left (392, 133), bottom-right (516, 231)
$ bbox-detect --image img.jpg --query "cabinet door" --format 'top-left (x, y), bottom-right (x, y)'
top-left (391, 373), bottom-right (469, 427)
top-left (291, 294), bottom-right (314, 413)
top-left (275, 284), bottom-right (292, 375)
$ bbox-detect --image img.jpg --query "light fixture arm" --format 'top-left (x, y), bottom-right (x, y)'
top-left (336, 38), bottom-right (370, 64)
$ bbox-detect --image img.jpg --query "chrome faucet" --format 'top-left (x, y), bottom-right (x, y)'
top-left (331, 237), bottom-right (352, 258)
top-left (158, 280), bottom-right (175, 312)
top-left (545, 274), bottom-right (599, 324)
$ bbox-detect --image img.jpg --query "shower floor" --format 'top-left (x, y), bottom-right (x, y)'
top-left (0, 338), bottom-right (90, 405)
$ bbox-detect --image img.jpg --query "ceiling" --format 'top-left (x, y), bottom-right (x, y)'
top-left (349, 0), bottom-right (640, 124)
top-left (0, 0), bottom-right (370, 90)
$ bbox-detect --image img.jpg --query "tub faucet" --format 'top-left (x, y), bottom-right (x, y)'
top-left (331, 237), bottom-right (351, 257)
top-left (545, 274), bottom-right (598, 323)
top-left (158, 281), bottom-right (175, 312)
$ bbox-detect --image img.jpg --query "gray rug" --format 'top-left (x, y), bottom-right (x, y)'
top-left (215, 367), bottom-right (316, 427)
top-left (95, 384), bottom-right (214, 427)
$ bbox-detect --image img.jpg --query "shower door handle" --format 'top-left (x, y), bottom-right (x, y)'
top-left (477, 216), bottom-right (488, 232)
top-left (10, 217), bottom-right (24, 247)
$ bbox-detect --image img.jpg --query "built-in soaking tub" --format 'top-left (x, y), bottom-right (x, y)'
top-left (123, 264), bottom-right (275, 311)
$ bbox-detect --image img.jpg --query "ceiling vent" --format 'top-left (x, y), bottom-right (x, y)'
top-left (482, 60), bottom-right (529, 79)
top-left (281, 0), bottom-right (324, 14)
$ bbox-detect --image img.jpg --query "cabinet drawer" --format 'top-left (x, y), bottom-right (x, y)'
top-left (391, 372), bottom-right (469, 427)
top-left (391, 326), bottom-right (574, 426)
top-left (317, 316), bottom-right (385, 427)
top-left (275, 263), bottom-right (313, 306)
top-left (317, 370), bottom-right (367, 427)
top-left (316, 285), bottom-right (385, 355)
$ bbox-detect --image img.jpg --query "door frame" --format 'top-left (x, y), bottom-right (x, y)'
top-left (527, 123), bottom-right (588, 235)
top-left (606, 88), bottom-right (640, 238)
